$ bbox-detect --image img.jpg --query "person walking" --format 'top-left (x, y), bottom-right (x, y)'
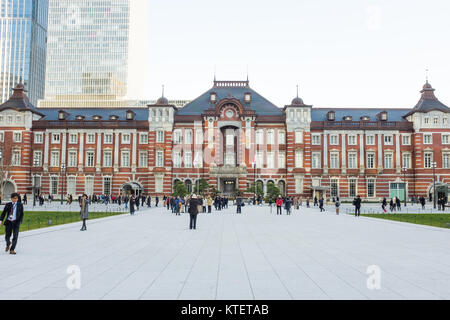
top-left (420, 196), bottom-right (425, 210)
top-left (353, 195), bottom-right (362, 217)
top-left (285, 197), bottom-right (292, 215)
top-left (335, 196), bottom-right (340, 215)
top-left (395, 197), bottom-right (401, 211)
top-left (207, 196), bottom-right (212, 213)
top-left (175, 197), bottom-right (182, 216)
top-left (236, 197), bottom-right (243, 214)
top-left (382, 197), bottom-right (387, 213)
top-left (276, 196), bottom-right (283, 215)
top-left (79, 194), bottom-right (89, 231)
top-left (0, 193), bottom-right (24, 254)
top-left (135, 195), bottom-right (140, 211)
top-left (306, 198), bottom-right (310, 208)
top-left (188, 194), bottom-right (199, 230)
top-left (314, 196), bottom-right (318, 207)
top-left (319, 197), bottom-right (325, 212)
top-left (130, 195), bottom-right (136, 215)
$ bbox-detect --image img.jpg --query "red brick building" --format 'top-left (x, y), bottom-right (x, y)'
top-left (0, 80), bottom-right (448, 202)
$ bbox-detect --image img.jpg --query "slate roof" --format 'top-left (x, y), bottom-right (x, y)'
top-left (37, 108), bottom-right (149, 121)
top-left (177, 81), bottom-right (284, 116)
top-left (404, 82), bottom-right (450, 117)
top-left (0, 84), bottom-right (44, 116)
top-left (311, 108), bottom-right (409, 122)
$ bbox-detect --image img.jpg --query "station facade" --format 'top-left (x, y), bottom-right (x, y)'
top-left (0, 79), bottom-right (449, 201)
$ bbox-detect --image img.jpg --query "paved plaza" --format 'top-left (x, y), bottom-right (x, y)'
top-left (1, 204), bottom-right (450, 300)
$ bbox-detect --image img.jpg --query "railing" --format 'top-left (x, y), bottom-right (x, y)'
top-left (311, 121), bottom-right (413, 130)
top-left (32, 120), bottom-right (148, 129)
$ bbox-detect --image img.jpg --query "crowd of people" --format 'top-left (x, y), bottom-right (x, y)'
top-left (1, 188), bottom-right (449, 255)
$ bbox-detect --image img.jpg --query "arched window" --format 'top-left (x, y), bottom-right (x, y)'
top-left (278, 180), bottom-right (286, 196)
top-left (185, 180), bottom-right (192, 193)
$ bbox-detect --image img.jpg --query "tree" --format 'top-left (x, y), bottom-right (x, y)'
top-left (0, 150), bottom-right (13, 200)
top-left (193, 178), bottom-right (211, 195)
top-left (246, 182), bottom-right (263, 196)
top-left (172, 181), bottom-right (188, 198)
top-left (266, 182), bottom-right (281, 202)
top-left (210, 187), bottom-right (219, 198)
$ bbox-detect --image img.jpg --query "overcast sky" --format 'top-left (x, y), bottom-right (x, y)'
top-left (127, 0), bottom-right (450, 109)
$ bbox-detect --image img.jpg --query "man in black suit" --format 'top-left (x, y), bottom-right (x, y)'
top-left (0, 193), bottom-right (24, 255)
top-left (353, 195), bottom-right (362, 217)
top-left (188, 195), bottom-right (199, 230)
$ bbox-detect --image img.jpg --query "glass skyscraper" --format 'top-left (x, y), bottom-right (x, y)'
top-left (0, 0), bottom-right (48, 106)
top-left (44, 0), bottom-right (130, 99)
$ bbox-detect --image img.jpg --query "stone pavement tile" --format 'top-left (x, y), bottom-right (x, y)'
top-left (2, 206), bottom-right (450, 300)
top-left (25, 287), bottom-right (73, 300)
top-left (103, 271), bottom-right (161, 300)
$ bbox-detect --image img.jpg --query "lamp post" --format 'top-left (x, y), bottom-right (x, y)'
top-left (402, 165), bottom-right (407, 207)
top-left (432, 161), bottom-right (437, 209)
top-left (32, 159), bottom-right (39, 207)
top-left (60, 163), bottom-right (66, 205)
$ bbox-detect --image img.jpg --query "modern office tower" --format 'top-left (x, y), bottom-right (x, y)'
top-left (44, 0), bottom-right (130, 100)
top-left (0, 0), bottom-right (49, 106)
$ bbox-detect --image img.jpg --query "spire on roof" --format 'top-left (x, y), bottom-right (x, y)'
top-left (291, 84), bottom-right (304, 106)
top-left (156, 84), bottom-right (169, 105)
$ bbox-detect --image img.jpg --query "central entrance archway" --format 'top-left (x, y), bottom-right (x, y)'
top-left (121, 182), bottom-right (144, 196)
top-left (2, 181), bottom-right (16, 199)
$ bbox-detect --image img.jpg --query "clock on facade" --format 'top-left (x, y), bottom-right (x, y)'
top-left (226, 110), bottom-right (234, 118)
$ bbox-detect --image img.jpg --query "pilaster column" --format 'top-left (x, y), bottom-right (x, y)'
top-left (377, 133), bottom-right (383, 172)
top-left (61, 131), bottom-right (67, 165)
top-left (78, 132), bottom-right (84, 172)
top-left (132, 132), bottom-right (137, 172)
top-left (323, 133), bottom-right (328, 174)
top-left (359, 133), bottom-right (365, 174)
top-left (96, 132), bottom-right (102, 172)
top-left (341, 133), bottom-right (346, 174)
top-left (395, 133), bottom-right (401, 174)
top-left (114, 132), bottom-right (119, 172)
top-left (43, 131), bottom-right (49, 171)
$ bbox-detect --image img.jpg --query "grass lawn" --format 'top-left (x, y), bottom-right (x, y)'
top-left (0, 210), bottom-right (126, 235)
top-left (362, 213), bottom-right (450, 229)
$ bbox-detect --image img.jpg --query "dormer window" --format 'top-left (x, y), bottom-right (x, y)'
top-left (327, 111), bottom-right (335, 121)
top-left (109, 115), bottom-right (119, 120)
top-left (210, 92), bottom-right (217, 104)
top-left (360, 116), bottom-right (370, 121)
top-left (343, 116), bottom-right (353, 121)
top-left (75, 115), bottom-right (85, 121)
top-left (378, 111), bottom-right (388, 121)
top-left (93, 115), bottom-right (102, 120)
top-left (244, 92), bottom-right (252, 104)
top-left (126, 110), bottom-right (135, 120)
top-left (58, 110), bottom-right (66, 120)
